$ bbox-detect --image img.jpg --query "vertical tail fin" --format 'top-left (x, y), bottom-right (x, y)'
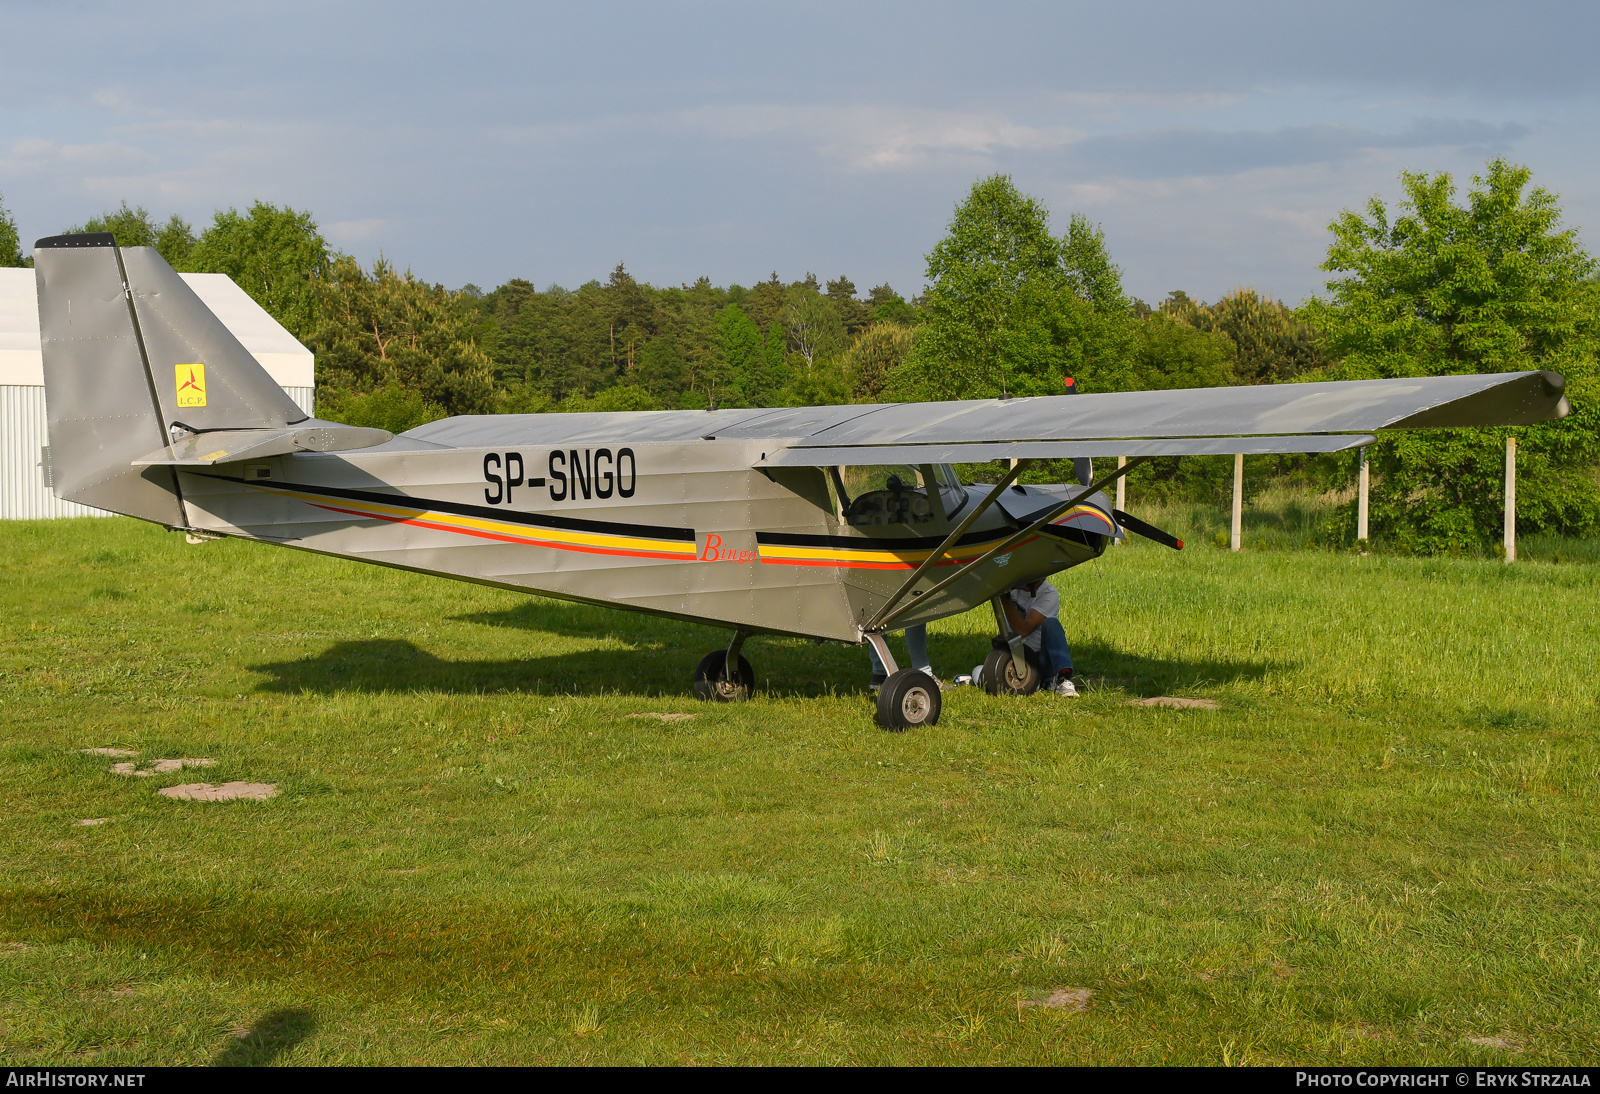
top-left (34, 233), bottom-right (184, 524)
top-left (34, 233), bottom-right (311, 524)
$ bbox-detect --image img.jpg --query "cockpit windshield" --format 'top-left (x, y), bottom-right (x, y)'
top-left (834, 465), bottom-right (936, 526)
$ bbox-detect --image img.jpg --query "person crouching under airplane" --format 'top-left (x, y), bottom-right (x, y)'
top-left (868, 624), bottom-right (941, 691)
top-left (1002, 578), bottom-right (1078, 698)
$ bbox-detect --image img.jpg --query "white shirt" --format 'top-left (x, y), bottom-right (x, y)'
top-left (1009, 581), bottom-right (1060, 651)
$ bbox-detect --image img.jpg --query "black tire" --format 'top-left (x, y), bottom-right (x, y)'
top-left (692, 649), bottom-right (755, 702)
top-left (982, 647), bottom-right (1040, 696)
top-left (876, 669), bottom-right (942, 731)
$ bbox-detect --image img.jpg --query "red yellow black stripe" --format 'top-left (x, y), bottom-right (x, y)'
top-left (755, 504), bottom-right (1113, 569)
top-left (238, 479), bottom-right (698, 561)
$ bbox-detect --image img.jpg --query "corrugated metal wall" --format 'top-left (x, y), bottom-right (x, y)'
top-left (284, 387), bottom-right (315, 419)
top-left (0, 386), bottom-right (107, 519)
top-left (1, 384), bottom-right (314, 520)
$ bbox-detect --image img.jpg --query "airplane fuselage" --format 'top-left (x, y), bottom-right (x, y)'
top-left (175, 417), bottom-right (1114, 644)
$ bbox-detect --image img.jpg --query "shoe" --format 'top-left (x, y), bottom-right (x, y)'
top-left (1053, 677), bottom-right (1079, 698)
top-left (918, 670), bottom-right (954, 691)
top-left (870, 673), bottom-right (887, 692)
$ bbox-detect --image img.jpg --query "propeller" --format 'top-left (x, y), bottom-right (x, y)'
top-left (1112, 509), bottom-right (1184, 550)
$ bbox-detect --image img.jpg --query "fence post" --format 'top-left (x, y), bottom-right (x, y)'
top-left (1504, 436), bottom-right (1517, 563)
top-left (1114, 456), bottom-right (1126, 544)
top-left (1357, 446), bottom-right (1369, 548)
top-left (1231, 453), bottom-right (1243, 551)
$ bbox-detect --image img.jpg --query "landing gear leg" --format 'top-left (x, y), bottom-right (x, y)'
top-left (991, 596), bottom-right (1029, 679)
top-left (692, 629), bottom-right (755, 702)
top-left (983, 596), bottom-right (1040, 696)
top-left (864, 632), bottom-right (898, 676)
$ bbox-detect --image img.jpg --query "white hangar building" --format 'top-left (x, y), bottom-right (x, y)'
top-left (0, 267), bottom-right (314, 519)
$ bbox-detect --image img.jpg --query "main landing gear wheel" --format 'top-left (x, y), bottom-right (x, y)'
top-left (692, 649), bottom-right (755, 702)
top-left (982, 647), bottom-right (1041, 696)
top-left (876, 669), bottom-right (942, 731)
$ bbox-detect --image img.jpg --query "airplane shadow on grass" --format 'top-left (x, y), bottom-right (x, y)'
top-left (252, 602), bottom-right (1284, 700)
top-left (212, 1007), bottom-right (316, 1067)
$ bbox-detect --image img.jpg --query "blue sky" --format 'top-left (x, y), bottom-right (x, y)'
top-left (2, 1), bottom-right (1596, 304)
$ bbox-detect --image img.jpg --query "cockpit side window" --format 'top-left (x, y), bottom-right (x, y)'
top-left (929, 463), bottom-right (967, 519)
top-left (838, 465), bottom-right (936, 526)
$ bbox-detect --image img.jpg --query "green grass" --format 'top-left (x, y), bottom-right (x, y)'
top-left (2, 517), bottom-right (1598, 1065)
top-left (1130, 479), bottom-right (1351, 552)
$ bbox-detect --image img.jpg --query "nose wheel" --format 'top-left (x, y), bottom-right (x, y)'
top-left (982, 646), bottom-right (1041, 695)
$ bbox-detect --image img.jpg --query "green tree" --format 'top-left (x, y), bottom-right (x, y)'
top-left (866, 283), bottom-right (918, 325)
top-left (842, 323), bottom-right (916, 402)
top-left (1304, 158), bottom-right (1600, 551)
top-left (323, 380), bottom-right (444, 434)
top-left (746, 272), bottom-right (788, 332)
top-left (187, 202), bottom-right (329, 338)
top-left (72, 201), bottom-right (157, 246)
top-left (69, 203), bottom-right (194, 267)
top-left (1131, 315), bottom-right (1235, 390)
top-left (154, 215), bottom-right (196, 268)
top-left (1061, 213), bottom-right (1126, 314)
top-left (635, 333), bottom-right (687, 403)
top-left (717, 304), bottom-right (764, 405)
top-left (826, 276), bottom-right (869, 334)
top-left (0, 192), bottom-right (24, 267)
top-left (906, 174), bottom-right (1063, 398)
top-left (1161, 288), bottom-right (1325, 383)
top-left (311, 255), bottom-right (495, 420)
top-left (563, 385), bottom-right (660, 413)
top-left (761, 321), bottom-right (791, 400)
top-left (896, 175), bottom-right (1139, 400)
top-left (784, 284), bottom-right (847, 369)
top-left (605, 263), bottom-right (653, 378)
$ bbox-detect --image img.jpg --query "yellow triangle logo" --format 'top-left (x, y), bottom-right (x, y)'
top-left (175, 363), bottom-right (207, 408)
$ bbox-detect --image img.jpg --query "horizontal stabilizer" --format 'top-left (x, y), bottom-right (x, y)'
top-left (132, 421), bottom-right (394, 466)
top-left (759, 433), bottom-right (1377, 467)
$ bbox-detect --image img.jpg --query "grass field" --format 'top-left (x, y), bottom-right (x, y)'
top-left (2, 516), bottom-right (1598, 1065)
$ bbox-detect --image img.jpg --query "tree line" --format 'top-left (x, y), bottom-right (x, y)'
top-left (1, 155), bottom-right (1594, 553)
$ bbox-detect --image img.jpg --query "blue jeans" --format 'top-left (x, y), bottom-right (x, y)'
top-left (1027, 617), bottom-right (1074, 681)
top-left (868, 623), bottom-right (931, 676)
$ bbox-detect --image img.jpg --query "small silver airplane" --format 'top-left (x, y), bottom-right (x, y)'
top-left (33, 234), bottom-right (1570, 728)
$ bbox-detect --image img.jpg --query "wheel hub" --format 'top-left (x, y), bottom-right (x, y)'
top-left (900, 686), bottom-right (931, 722)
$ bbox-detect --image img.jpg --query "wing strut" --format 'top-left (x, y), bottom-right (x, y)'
top-left (861, 459), bottom-right (1032, 633)
top-left (872, 456), bottom-right (1154, 634)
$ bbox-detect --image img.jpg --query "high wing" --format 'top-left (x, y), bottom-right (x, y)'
top-left (755, 371), bottom-right (1567, 467)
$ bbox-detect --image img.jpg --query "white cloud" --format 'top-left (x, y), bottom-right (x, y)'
top-left (327, 218), bottom-right (384, 242)
top-left (671, 104), bottom-right (1082, 171)
top-left (3, 138), bottom-right (156, 172)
